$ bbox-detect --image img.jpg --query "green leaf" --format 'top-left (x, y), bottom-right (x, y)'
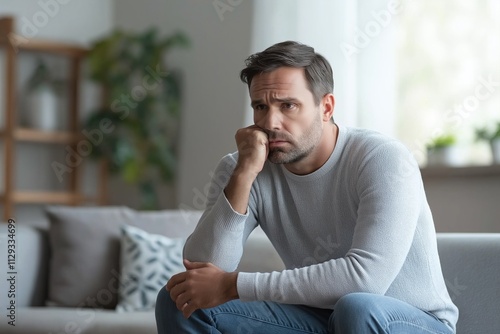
top-left (426, 134), bottom-right (456, 150)
top-left (122, 158), bottom-right (141, 183)
top-left (475, 122), bottom-right (500, 142)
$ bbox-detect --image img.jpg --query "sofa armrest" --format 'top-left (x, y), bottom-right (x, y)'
top-left (437, 233), bottom-right (500, 334)
top-left (0, 224), bottom-right (49, 307)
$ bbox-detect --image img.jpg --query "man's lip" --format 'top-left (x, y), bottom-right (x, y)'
top-left (269, 140), bottom-right (288, 146)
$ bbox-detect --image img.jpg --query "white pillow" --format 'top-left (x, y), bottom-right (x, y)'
top-left (116, 225), bottom-right (185, 312)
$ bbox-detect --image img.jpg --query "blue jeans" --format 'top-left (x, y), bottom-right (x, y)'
top-left (155, 288), bottom-right (454, 333)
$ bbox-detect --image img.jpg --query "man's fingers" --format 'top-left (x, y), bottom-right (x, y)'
top-left (183, 303), bottom-right (197, 319)
top-left (175, 292), bottom-right (191, 310)
top-left (166, 272), bottom-right (185, 291)
top-left (184, 259), bottom-right (210, 270)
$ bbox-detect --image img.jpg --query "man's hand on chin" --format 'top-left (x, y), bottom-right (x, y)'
top-left (166, 259), bottom-right (239, 318)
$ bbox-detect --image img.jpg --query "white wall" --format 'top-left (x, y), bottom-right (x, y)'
top-left (0, 0), bottom-right (115, 223)
top-left (0, 0), bottom-right (113, 44)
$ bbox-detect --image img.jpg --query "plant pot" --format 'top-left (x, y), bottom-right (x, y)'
top-left (427, 146), bottom-right (462, 167)
top-left (27, 85), bottom-right (59, 131)
top-left (491, 139), bottom-right (500, 164)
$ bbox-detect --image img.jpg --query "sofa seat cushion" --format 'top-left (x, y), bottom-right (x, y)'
top-left (0, 307), bottom-right (156, 334)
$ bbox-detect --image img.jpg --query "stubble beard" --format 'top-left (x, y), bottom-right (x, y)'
top-left (267, 114), bottom-right (323, 164)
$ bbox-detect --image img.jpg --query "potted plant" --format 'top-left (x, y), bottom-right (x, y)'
top-left (25, 58), bottom-right (64, 131)
top-left (83, 28), bottom-right (189, 210)
top-left (426, 134), bottom-right (461, 167)
top-left (475, 122), bottom-right (500, 164)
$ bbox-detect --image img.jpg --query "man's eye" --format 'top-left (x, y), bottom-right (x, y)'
top-left (254, 104), bottom-right (266, 111)
top-left (282, 103), bottom-right (296, 110)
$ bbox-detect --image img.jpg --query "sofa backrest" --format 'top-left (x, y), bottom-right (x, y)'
top-left (437, 233), bottom-right (500, 334)
top-left (2, 221), bottom-right (499, 334)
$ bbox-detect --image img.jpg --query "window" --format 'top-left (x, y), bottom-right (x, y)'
top-left (396, 1), bottom-right (500, 165)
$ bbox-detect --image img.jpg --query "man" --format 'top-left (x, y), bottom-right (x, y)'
top-left (156, 41), bottom-right (458, 333)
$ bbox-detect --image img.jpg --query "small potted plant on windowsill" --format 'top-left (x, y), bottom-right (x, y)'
top-left (426, 134), bottom-right (462, 167)
top-left (475, 122), bottom-right (500, 164)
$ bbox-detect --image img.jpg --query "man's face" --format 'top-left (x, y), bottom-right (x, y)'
top-left (250, 67), bottom-right (323, 164)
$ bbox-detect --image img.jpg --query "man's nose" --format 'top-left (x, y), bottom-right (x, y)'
top-left (258, 108), bottom-right (282, 131)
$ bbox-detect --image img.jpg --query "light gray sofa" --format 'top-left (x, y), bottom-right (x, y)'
top-left (0, 209), bottom-right (498, 334)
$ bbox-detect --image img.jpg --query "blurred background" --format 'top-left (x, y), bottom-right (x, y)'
top-left (0, 0), bottom-right (499, 231)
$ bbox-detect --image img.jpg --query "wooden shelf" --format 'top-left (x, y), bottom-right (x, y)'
top-left (421, 164), bottom-right (500, 178)
top-left (15, 39), bottom-right (87, 58)
top-left (0, 15), bottom-right (107, 221)
top-left (0, 192), bottom-right (100, 205)
top-left (12, 191), bottom-right (81, 204)
top-left (13, 128), bottom-right (80, 144)
top-left (0, 18), bottom-right (87, 58)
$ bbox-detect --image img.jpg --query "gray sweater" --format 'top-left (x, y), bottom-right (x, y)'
top-left (184, 125), bottom-right (458, 331)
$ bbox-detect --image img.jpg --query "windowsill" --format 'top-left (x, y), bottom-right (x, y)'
top-left (420, 164), bottom-right (500, 178)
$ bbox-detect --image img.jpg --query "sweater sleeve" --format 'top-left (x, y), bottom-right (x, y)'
top-left (237, 141), bottom-right (424, 308)
top-left (183, 153), bottom-right (258, 272)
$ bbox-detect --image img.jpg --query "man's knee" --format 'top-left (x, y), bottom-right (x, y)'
top-left (156, 286), bottom-right (187, 333)
top-left (155, 286), bottom-right (180, 322)
top-left (332, 293), bottom-right (384, 332)
top-left (335, 292), bottom-right (378, 317)
top-left (156, 286), bottom-right (174, 310)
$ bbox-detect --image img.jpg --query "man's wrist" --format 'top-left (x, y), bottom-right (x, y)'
top-left (224, 272), bottom-right (239, 301)
top-left (232, 165), bottom-right (259, 184)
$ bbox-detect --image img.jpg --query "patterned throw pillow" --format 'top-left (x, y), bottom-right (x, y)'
top-left (116, 225), bottom-right (185, 312)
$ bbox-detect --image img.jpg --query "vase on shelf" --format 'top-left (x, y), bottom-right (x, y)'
top-left (24, 58), bottom-right (62, 131)
top-left (26, 84), bottom-right (59, 131)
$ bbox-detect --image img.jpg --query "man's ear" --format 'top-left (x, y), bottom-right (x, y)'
top-left (321, 94), bottom-right (335, 122)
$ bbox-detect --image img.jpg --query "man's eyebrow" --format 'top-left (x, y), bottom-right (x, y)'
top-left (250, 99), bottom-right (263, 108)
top-left (250, 97), bottom-right (299, 107)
